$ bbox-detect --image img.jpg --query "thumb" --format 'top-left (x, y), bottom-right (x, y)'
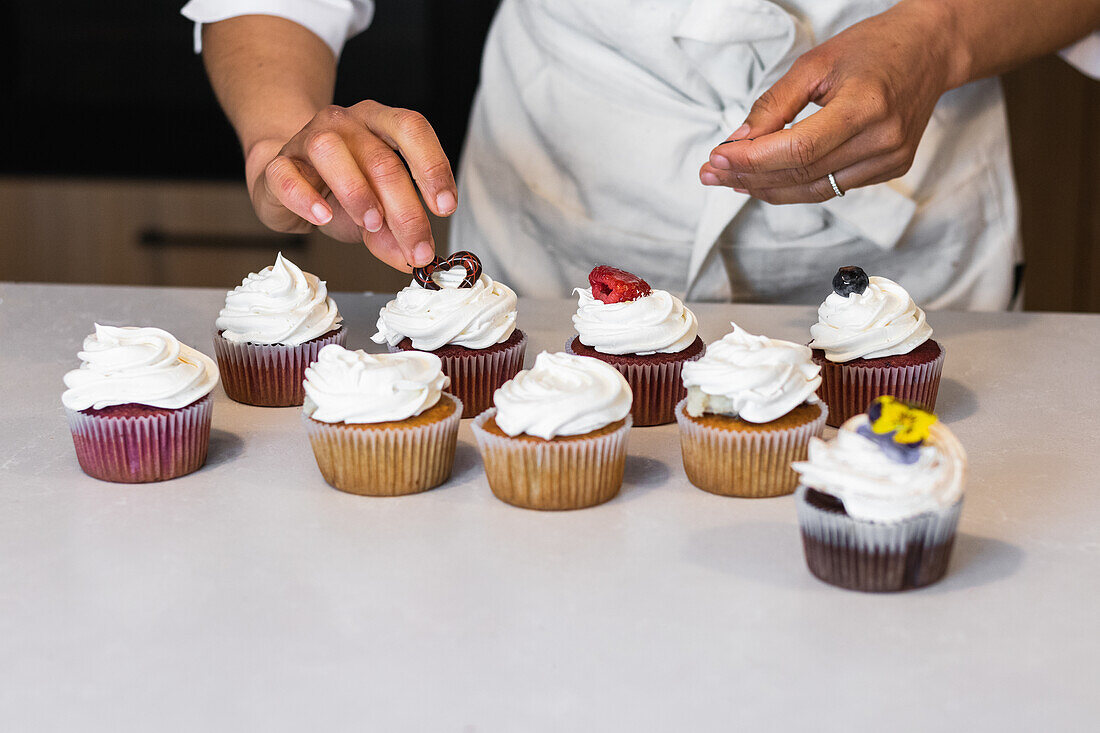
top-left (735, 58), bottom-right (823, 140)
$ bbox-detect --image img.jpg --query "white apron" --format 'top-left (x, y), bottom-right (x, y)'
top-left (450, 0), bottom-right (1021, 309)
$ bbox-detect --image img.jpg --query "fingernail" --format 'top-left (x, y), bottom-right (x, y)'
top-left (701, 172), bottom-right (720, 186)
top-left (435, 191), bottom-right (457, 215)
top-left (412, 241), bottom-right (434, 266)
top-left (363, 209), bottom-right (383, 233)
top-left (732, 123), bottom-right (750, 138)
top-left (709, 154), bottom-right (731, 170)
top-left (311, 203), bottom-right (332, 225)
top-left (734, 188), bottom-right (749, 194)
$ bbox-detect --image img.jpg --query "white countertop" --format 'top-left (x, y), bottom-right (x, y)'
top-left (1, 282), bottom-right (1098, 732)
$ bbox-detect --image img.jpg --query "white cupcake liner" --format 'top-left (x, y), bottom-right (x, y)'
top-left (214, 328), bottom-right (346, 407)
top-left (675, 398), bottom-right (828, 498)
top-left (65, 395), bottom-right (213, 483)
top-left (815, 342), bottom-right (945, 428)
top-left (390, 331), bottom-right (527, 418)
top-left (471, 408), bottom-right (632, 510)
top-left (302, 395), bottom-right (462, 496)
top-left (795, 485), bottom-right (963, 591)
top-left (565, 336), bottom-right (705, 426)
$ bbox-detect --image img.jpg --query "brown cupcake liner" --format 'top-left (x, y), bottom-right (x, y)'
top-left (565, 337), bottom-right (704, 427)
top-left (675, 399), bottom-right (828, 498)
top-left (391, 332), bottom-right (527, 418)
top-left (65, 395), bottom-right (213, 483)
top-left (302, 395), bottom-right (463, 496)
top-left (213, 328), bottom-right (346, 407)
top-left (470, 408), bottom-right (632, 510)
top-left (795, 485), bottom-right (963, 592)
top-left (815, 343), bottom-right (945, 428)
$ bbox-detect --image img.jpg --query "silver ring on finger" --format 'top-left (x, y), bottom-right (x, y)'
top-left (827, 172), bottom-right (845, 198)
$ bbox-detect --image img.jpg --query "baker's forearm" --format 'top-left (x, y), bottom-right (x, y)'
top-left (925, 0), bottom-right (1100, 88)
top-left (201, 15), bottom-right (336, 179)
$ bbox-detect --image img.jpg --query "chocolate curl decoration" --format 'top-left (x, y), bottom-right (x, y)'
top-left (413, 251), bottom-right (483, 291)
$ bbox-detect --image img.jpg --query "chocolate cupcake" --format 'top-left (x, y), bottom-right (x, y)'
top-left (566, 266), bottom-right (703, 426)
top-left (471, 351), bottom-right (633, 510)
top-left (214, 253), bottom-right (345, 407)
top-left (809, 266), bottom-right (944, 427)
top-left (676, 324), bottom-right (827, 497)
top-left (372, 251), bottom-right (526, 418)
top-left (792, 397), bottom-right (967, 592)
top-left (63, 324), bottom-right (219, 483)
top-left (301, 345), bottom-right (462, 496)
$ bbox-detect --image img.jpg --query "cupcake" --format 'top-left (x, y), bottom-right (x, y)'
top-left (792, 396), bottom-right (967, 592)
top-left (566, 265), bottom-right (703, 426)
top-left (809, 266), bottom-right (944, 427)
top-left (62, 324), bottom-right (219, 483)
top-left (676, 324), bottom-right (828, 498)
top-left (214, 252), bottom-right (345, 407)
top-left (471, 351), bottom-right (633, 510)
top-left (372, 251), bottom-right (526, 419)
top-left (301, 345), bottom-right (462, 496)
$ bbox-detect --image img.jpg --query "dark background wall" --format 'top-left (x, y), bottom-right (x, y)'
top-left (1, 1), bottom-right (1097, 312)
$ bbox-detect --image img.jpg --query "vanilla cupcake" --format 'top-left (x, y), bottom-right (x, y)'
top-left (372, 251), bottom-right (526, 418)
top-left (214, 253), bottom-right (345, 406)
top-left (676, 324), bottom-right (827, 497)
top-left (809, 266), bottom-right (944, 427)
top-left (301, 345), bottom-right (461, 496)
top-left (471, 351), bottom-right (633, 510)
top-left (63, 325), bottom-right (219, 483)
top-left (566, 265), bottom-right (703, 426)
top-left (793, 397), bottom-right (966, 592)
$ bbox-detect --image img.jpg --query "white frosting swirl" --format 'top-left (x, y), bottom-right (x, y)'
top-left (371, 269), bottom-right (517, 351)
top-left (572, 288), bottom-right (698, 355)
top-left (302, 345), bottom-right (449, 424)
top-left (681, 323), bottom-right (821, 423)
top-left (62, 324), bottom-right (219, 410)
top-left (493, 351), bottom-right (632, 439)
top-left (216, 253), bottom-right (341, 346)
top-left (793, 414), bottom-right (966, 522)
top-left (809, 276), bottom-right (932, 362)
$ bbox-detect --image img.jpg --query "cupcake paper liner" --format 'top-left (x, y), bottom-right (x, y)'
top-left (392, 332), bottom-right (527, 419)
top-left (815, 343), bottom-right (945, 428)
top-left (675, 399), bottom-right (828, 498)
top-left (302, 395), bottom-right (463, 496)
top-left (65, 395), bottom-right (213, 483)
top-left (214, 328), bottom-right (346, 407)
top-left (795, 485), bottom-right (963, 592)
top-left (565, 337), bottom-right (704, 427)
top-left (471, 408), bottom-right (632, 510)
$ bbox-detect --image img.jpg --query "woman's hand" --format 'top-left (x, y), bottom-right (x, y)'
top-left (700, 0), bottom-right (960, 204)
top-left (246, 100), bottom-right (457, 272)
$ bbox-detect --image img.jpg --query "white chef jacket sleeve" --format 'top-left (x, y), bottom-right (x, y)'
top-left (181, 0), bottom-right (375, 59)
top-left (1059, 32), bottom-right (1100, 80)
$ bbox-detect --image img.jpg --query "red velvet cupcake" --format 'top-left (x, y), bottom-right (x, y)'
top-left (809, 267), bottom-right (944, 428)
top-left (565, 266), bottom-right (702, 426)
top-left (63, 324), bottom-right (219, 483)
top-left (372, 251), bottom-right (525, 418)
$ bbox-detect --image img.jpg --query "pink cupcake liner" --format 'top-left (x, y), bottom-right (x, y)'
top-left (815, 343), bottom-right (945, 428)
top-left (565, 337), bottom-right (705, 427)
top-left (65, 395), bottom-right (213, 483)
top-left (471, 408), bottom-right (633, 510)
top-left (391, 332), bottom-right (527, 418)
top-left (675, 398), bottom-right (828, 498)
top-left (795, 485), bottom-right (963, 591)
top-left (213, 328), bottom-right (346, 407)
top-left (302, 395), bottom-right (463, 496)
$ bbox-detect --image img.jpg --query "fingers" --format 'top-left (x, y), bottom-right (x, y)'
top-left (303, 130), bottom-right (386, 234)
top-left (737, 55), bottom-right (827, 139)
top-left (746, 154), bottom-right (908, 205)
top-left (362, 225), bottom-right (416, 274)
top-left (351, 101), bottom-right (458, 218)
top-left (262, 156), bottom-right (333, 227)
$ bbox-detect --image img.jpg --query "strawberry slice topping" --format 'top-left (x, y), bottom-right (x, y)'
top-left (588, 265), bottom-right (652, 304)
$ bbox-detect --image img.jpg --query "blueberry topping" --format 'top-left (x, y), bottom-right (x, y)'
top-left (832, 266), bottom-right (869, 297)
